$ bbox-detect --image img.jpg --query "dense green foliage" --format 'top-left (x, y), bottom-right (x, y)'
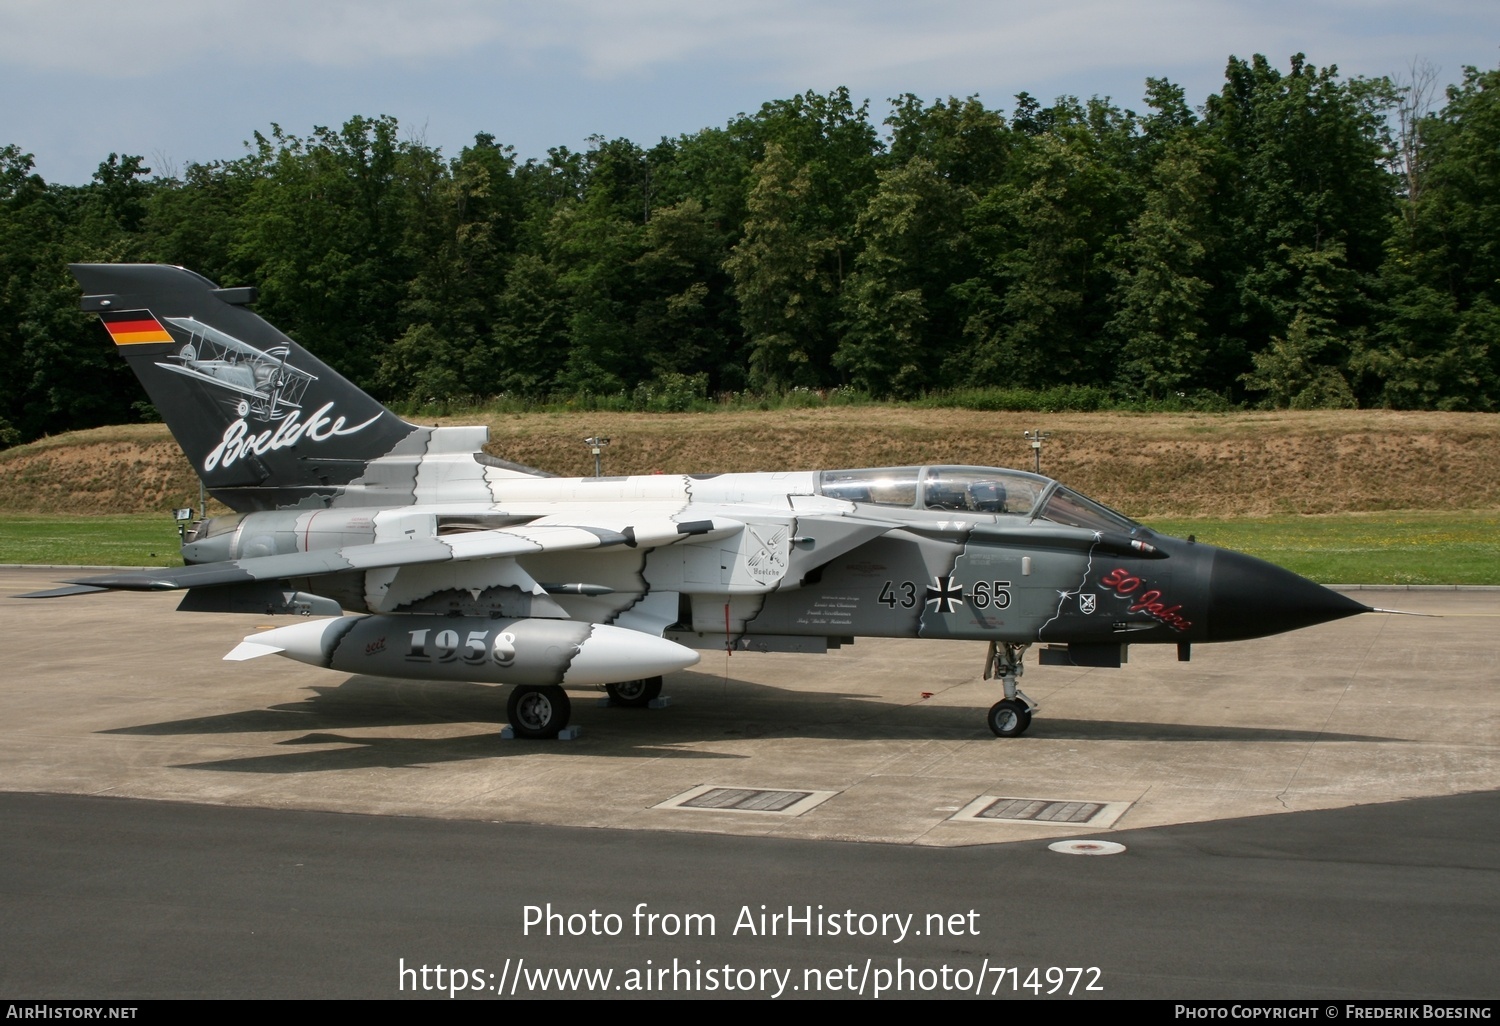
top-left (4, 55), bottom-right (1499, 446)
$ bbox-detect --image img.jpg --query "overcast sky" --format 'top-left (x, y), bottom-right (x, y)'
top-left (3, 0), bottom-right (1497, 185)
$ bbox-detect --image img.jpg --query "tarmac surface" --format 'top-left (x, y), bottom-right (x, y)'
top-left (2, 566), bottom-right (1498, 999)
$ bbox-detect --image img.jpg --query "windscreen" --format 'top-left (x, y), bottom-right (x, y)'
top-left (1036, 486), bottom-right (1139, 532)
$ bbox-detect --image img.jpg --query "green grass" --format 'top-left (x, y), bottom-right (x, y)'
top-left (2, 510), bottom-right (1496, 585)
top-left (1144, 510), bottom-right (1500, 585)
top-left (0, 514), bottom-right (187, 566)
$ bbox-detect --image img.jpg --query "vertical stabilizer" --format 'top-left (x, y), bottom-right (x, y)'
top-left (72, 264), bottom-right (422, 511)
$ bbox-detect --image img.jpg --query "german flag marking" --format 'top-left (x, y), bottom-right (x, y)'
top-left (102, 314), bottom-right (173, 346)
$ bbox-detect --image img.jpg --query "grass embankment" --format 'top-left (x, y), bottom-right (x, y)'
top-left (1146, 511), bottom-right (1500, 585)
top-left (2, 409), bottom-right (1497, 582)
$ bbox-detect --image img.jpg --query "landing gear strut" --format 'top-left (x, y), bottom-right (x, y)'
top-left (507, 684), bottom-right (572, 739)
top-left (984, 641), bottom-right (1037, 738)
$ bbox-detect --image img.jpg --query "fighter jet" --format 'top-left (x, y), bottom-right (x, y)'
top-left (20, 264), bottom-right (1372, 739)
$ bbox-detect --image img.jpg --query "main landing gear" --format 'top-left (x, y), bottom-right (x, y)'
top-left (506, 676), bottom-right (667, 738)
top-left (506, 684), bottom-right (572, 739)
top-left (605, 676), bottom-right (663, 708)
top-left (984, 642), bottom-right (1038, 738)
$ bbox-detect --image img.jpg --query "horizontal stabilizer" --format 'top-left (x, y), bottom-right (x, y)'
top-left (13, 584), bottom-right (111, 599)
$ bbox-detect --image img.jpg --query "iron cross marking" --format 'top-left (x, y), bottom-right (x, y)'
top-left (925, 575), bottom-right (966, 613)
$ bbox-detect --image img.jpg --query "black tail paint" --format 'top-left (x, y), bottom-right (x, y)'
top-left (72, 264), bottom-right (421, 512)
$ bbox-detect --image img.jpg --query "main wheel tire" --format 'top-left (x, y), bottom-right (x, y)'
top-left (606, 676), bottom-right (662, 708)
top-left (987, 699), bottom-right (1032, 738)
top-left (507, 684), bottom-right (572, 739)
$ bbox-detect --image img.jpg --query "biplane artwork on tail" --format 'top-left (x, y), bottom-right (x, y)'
top-left (103, 311), bottom-right (315, 423)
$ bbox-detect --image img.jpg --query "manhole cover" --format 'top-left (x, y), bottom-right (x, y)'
top-left (1049, 840), bottom-right (1127, 856)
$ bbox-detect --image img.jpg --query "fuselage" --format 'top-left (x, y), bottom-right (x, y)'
top-left (182, 463), bottom-right (1365, 650)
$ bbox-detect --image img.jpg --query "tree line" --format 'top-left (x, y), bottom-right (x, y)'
top-left (2, 53), bottom-right (1498, 448)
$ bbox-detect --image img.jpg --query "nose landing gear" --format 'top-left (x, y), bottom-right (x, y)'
top-left (984, 641), bottom-right (1037, 738)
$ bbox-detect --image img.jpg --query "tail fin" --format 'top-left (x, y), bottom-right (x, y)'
top-left (72, 264), bottom-right (423, 512)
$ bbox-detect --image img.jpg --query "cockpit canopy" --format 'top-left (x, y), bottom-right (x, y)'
top-left (817, 465), bottom-right (1139, 534)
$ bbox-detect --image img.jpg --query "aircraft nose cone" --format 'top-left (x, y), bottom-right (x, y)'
top-left (1205, 548), bottom-right (1370, 642)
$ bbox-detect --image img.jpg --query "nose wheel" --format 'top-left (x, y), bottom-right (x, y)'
top-left (988, 699), bottom-right (1032, 737)
top-left (984, 641), bottom-right (1037, 738)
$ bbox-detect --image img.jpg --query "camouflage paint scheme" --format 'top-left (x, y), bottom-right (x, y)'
top-left (22, 265), bottom-right (1369, 738)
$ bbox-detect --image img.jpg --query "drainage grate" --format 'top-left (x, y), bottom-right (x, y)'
top-left (979, 798), bottom-right (1103, 823)
top-left (682, 788), bottom-right (810, 812)
top-left (951, 795), bottom-right (1131, 828)
top-left (655, 785), bottom-right (838, 817)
